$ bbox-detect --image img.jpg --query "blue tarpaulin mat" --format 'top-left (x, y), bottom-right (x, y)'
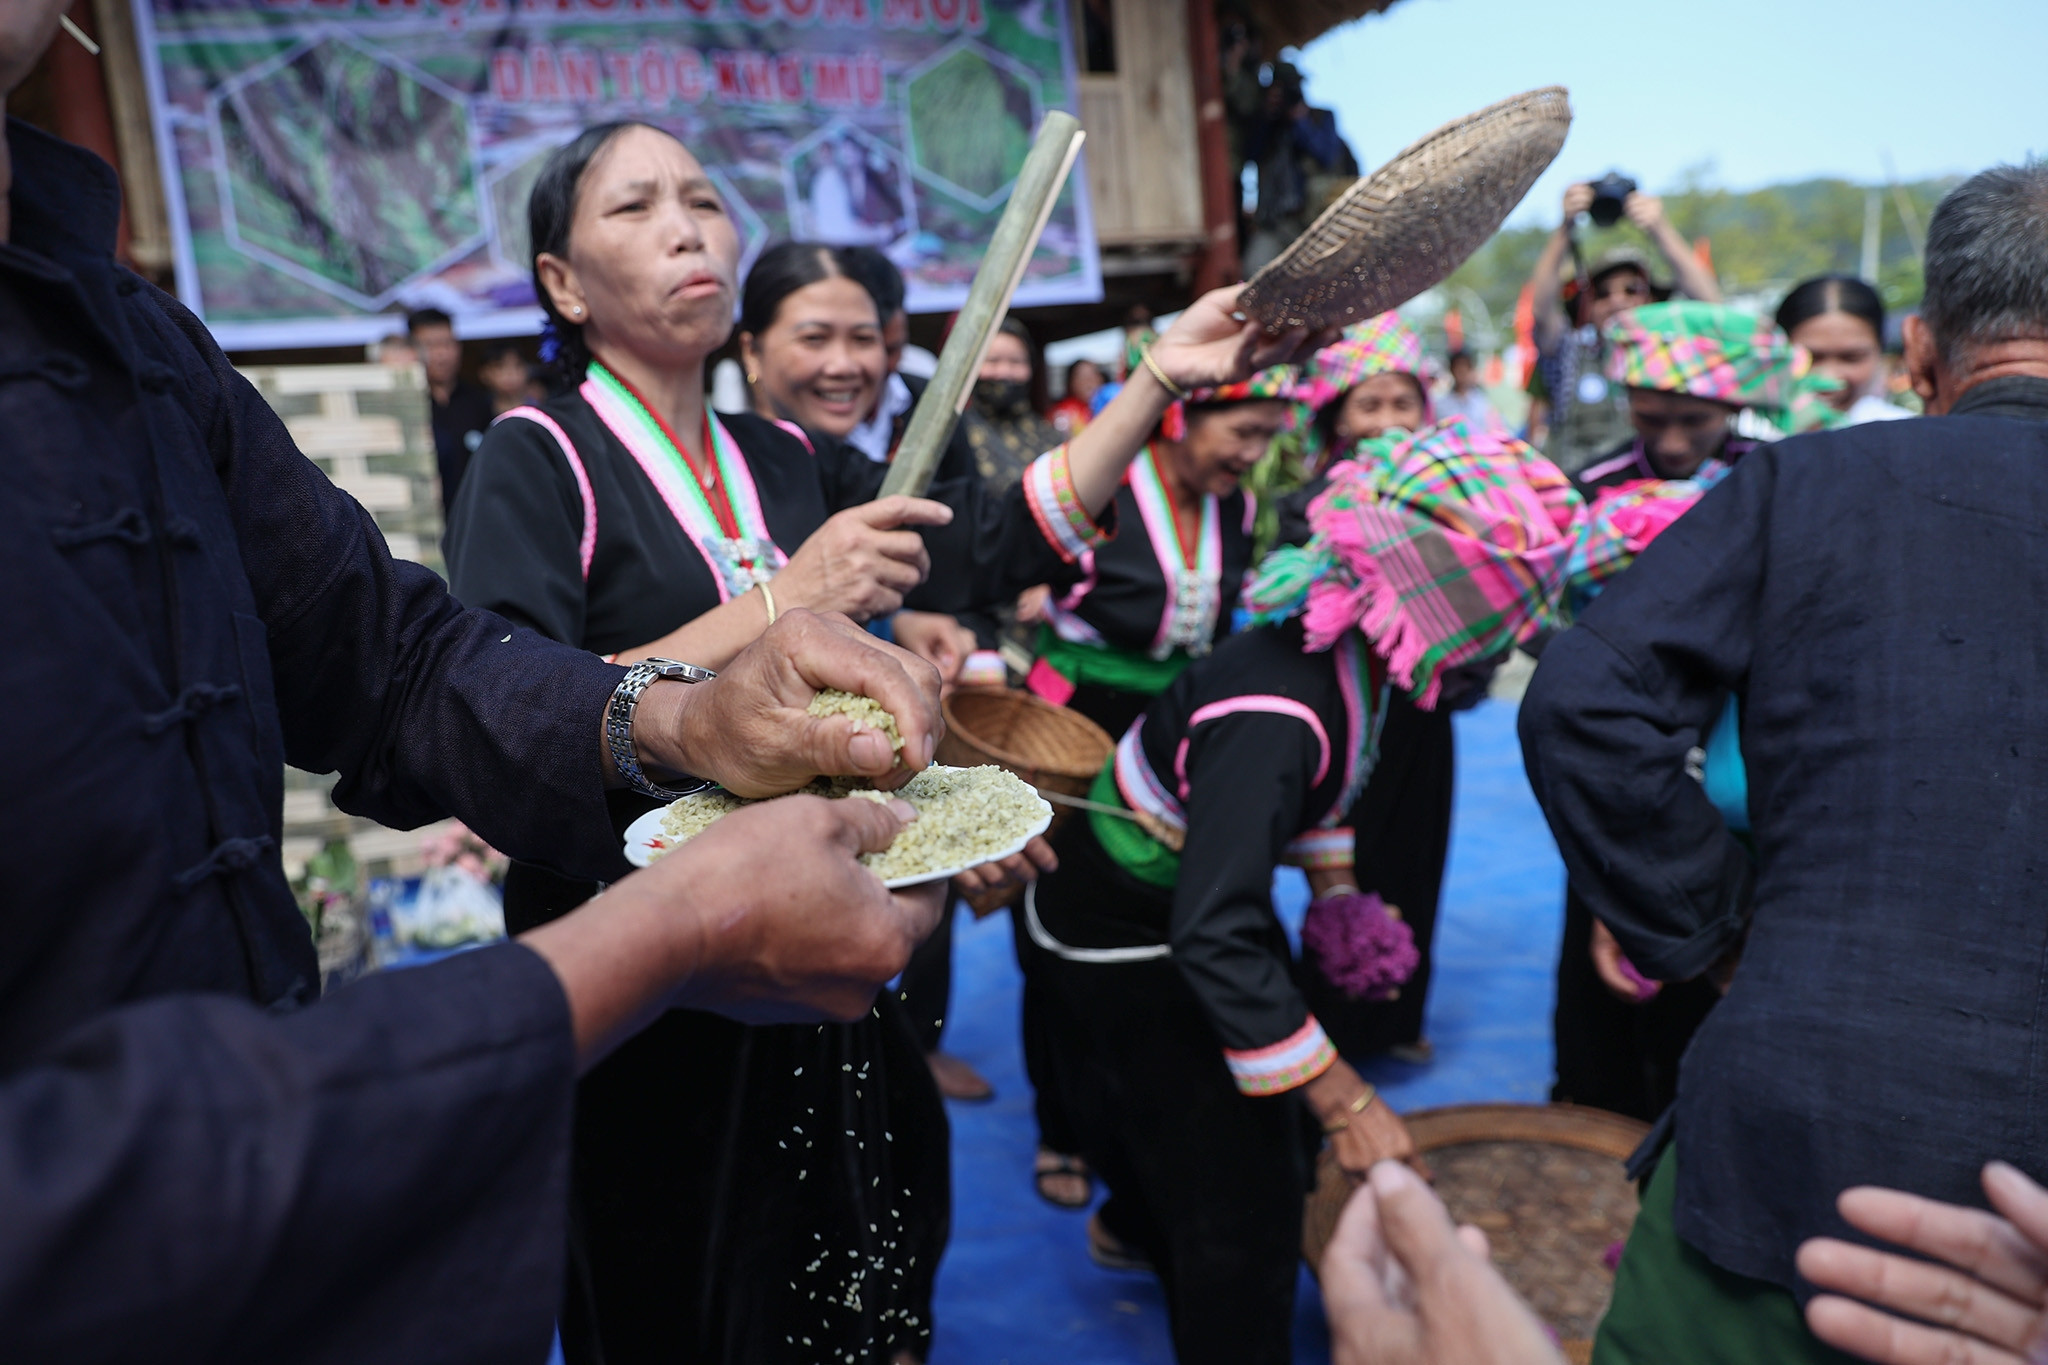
top-left (927, 698), bottom-right (1567, 1363)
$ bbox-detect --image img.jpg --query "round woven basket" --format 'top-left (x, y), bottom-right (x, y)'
top-left (935, 689), bottom-right (1113, 914)
top-left (1304, 1102), bottom-right (1649, 1362)
top-left (1240, 86), bottom-right (1573, 333)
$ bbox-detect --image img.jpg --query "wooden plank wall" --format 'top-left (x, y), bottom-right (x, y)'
top-left (1076, 0), bottom-right (1203, 247)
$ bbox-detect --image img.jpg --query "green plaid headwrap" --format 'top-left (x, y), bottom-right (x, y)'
top-left (1605, 301), bottom-right (1797, 408)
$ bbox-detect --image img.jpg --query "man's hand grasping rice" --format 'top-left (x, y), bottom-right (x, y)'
top-left (611, 609), bottom-right (944, 798)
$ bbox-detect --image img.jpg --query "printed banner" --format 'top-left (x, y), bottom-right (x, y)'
top-left (133, 0), bottom-right (1102, 348)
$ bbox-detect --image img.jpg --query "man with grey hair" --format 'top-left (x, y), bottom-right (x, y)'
top-left (1519, 162), bottom-right (2048, 1364)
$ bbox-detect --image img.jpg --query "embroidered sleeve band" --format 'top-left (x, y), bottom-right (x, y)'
top-left (1283, 828), bottom-right (1356, 870)
top-left (1024, 446), bottom-right (1110, 564)
top-left (1224, 1016), bottom-right (1338, 1095)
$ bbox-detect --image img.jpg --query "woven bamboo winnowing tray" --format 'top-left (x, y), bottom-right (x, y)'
top-left (1239, 86), bottom-right (1572, 332)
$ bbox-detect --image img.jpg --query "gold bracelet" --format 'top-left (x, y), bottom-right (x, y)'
top-left (1322, 1084), bottom-right (1378, 1135)
top-left (757, 579), bottom-right (777, 627)
top-left (1140, 346), bottom-right (1188, 401)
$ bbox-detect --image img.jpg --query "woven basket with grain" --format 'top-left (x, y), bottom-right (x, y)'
top-left (935, 689), bottom-right (1112, 913)
top-left (1240, 86), bottom-right (1573, 333)
top-left (1304, 1102), bottom-right (1649, 1356)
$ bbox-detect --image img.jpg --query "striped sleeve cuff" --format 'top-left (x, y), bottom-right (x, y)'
top-left (959, 650), bottom-right (1008, 688)
top-left (1282, 827), bottom-right (1355, 870)
top-left (1023, 446), bottom-right (1111, 564)
top-left (1223, 1016), bottom-right (1338, 1096)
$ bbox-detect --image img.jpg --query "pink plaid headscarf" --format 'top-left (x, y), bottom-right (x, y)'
top-left (1242, 418), bottom-right (1581, 707)
top-left (1290, 313), bottom-right (1433, 422)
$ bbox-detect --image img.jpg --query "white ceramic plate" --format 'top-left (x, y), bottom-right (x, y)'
top-left (620, 770), bottom-right (1053, 889)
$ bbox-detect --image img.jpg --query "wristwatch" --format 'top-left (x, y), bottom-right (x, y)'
top-left (605, 658), bottom-right (718, 802)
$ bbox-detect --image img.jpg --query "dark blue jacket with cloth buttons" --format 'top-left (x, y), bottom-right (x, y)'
top-left (0, 118), bottom-right (628, 1359)
top-left (1521, 378), bottom-right (2048, 1296)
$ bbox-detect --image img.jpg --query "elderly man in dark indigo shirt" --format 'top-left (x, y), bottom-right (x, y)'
top-left (1521, 164), bottom-right (2048, 1363)
top-left (0, 2), bottom-right (959, 1358)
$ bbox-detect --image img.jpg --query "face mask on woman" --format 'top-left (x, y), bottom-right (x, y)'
top-left (973, 377), bottom-right (1033, 417)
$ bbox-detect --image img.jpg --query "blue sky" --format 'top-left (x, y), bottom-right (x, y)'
top-left (1298, 0), bottom-right (2048, 226)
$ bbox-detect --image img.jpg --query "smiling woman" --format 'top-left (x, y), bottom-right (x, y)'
top-left (738, 241), bottom-right (887, 440)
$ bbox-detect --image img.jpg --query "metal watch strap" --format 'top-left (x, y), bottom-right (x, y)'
top-left (605, 658), bottom-right (717, 802)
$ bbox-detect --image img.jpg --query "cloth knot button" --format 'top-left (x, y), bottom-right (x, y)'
top-left (143, 681), bottom-right (245, 735)
top-left (163, 515), bottom-right (204, 548)
top-left (139, 364), bottom-right (177, 393)
top-left (50, 506), bottom-right (151, 548)
top-left (115, 275), bottom-right (141, 296)
top-left (0, 353), bottom-right (89, 391)
top-left (172, 835), bottom-right (275, 893)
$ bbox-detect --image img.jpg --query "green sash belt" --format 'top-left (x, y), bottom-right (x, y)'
top-left (1086, 761), bottom-right (1180, 890)
top-left (1035, 626), bottom-right (1192, 699)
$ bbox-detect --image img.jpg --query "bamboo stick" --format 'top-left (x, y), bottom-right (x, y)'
top-left (877, 110), bottom-right (1085, 499)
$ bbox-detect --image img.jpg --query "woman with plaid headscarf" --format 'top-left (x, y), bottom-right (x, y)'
top-left (1018, 417), bottom-right (1577, 1363)
top-left (1012, 362), bottom-right (1296, 1210)
top-left (1254, 313), bottom-right (1434, 551)
top-left (1293, 312), bottom-right (1435, 462)
top-left (1575, 300), bottom-right (1805, 493)
top-left (1268, 316), bottom-right (1459, 1068)
top-left (1544, 300), bottom-right (1806, 1122)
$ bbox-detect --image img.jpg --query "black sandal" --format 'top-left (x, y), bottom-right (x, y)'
top-left (1086, 1210), bottom-right (1154, 1273)
top-left (1033, 1148), bottom-right (1093, 1209)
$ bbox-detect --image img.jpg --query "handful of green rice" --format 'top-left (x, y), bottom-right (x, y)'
top-left (806, 688), bottom-right (903, 756)
top-left (655, 764), bottom-right (1045, 882)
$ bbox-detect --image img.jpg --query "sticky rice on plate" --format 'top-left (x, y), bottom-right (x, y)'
top-left (646, 765), bottom-right (1050, 885)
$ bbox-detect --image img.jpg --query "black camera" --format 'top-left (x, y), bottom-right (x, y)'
top-left (1587, 172), bottom-right (1638, 228)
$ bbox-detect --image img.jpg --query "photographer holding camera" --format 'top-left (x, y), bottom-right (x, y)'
top-left (1525, 175), bottom-right (1722, 473)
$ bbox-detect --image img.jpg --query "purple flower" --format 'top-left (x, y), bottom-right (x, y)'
top-left (537, 319), bottom-right (563, 364)
top-left (1302, 891), bottom-right (1420, 1001)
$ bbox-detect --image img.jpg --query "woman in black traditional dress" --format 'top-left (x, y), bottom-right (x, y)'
top-left (1021, 418), bottom-right (1578, 1364)
top-left (1281, 315), bottom-right (1458, 1065)
top-left (1021, 368), bottom-right (1292, 737)
top-left (1009, 365), bottom-right (1294, 1206)
top-left (445, 120), bottom-right (1315, 1364)
top-left (1021, 619), bottom-right (1415, 1363)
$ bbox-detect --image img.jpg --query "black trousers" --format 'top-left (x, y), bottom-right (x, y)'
top-left (507, 862), bottom-right (950, 1364)
top-left (1010, 679), bottom-right (1157, 1156)
top-left (1022, 823), bottom-right (1317, 1365)
top-left (1302, 691), bottom-right (1455, 1056)
top-left (898, 899), bottom-right (955, 1055)
top-left (1550, 883), bottom-right (1721, 1122)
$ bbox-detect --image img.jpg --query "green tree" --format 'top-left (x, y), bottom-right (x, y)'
top-left (1436, 174), bottom-right (1952, 338)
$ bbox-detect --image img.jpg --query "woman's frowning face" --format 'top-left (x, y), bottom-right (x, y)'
top-left (538, 125), bottom-right (743, 371)
top-left (1627, 387), bottom-right (1735, 479)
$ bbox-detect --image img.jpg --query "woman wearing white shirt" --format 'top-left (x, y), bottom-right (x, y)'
top-left (1775, 275), bottom-right (1913, 424)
